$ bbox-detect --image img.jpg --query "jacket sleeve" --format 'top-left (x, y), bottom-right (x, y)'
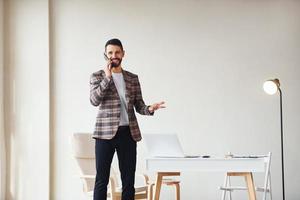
top-left (90, 72), bottom-right (111, 106)
top-left (134, 76), bottom-right (153, 116)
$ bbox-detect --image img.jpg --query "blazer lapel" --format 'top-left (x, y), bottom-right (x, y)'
top-left (110, 79), bottom-right (118, 95)
top-left (122, 70), bottom-right (131, 108)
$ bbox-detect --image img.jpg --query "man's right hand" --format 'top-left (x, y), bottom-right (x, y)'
top-left (104, 60), bottom-right (112, 78)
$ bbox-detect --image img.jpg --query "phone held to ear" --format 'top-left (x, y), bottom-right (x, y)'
top-left (103, 53), bottom-right (118, 68)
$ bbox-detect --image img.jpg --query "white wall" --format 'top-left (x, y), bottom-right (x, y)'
top-left (3, 0), bottom-right (50, 200)
top-left (50, 0), bottom-right (300, 200)
top-left (0, 0), bottom-right (6, 199)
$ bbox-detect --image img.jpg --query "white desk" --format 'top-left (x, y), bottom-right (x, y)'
top-left (146, 157), bottom-right (268, 200)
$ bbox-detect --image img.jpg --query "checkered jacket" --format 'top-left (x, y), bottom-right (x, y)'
top-left (90, 69), bottom-right (153, 141)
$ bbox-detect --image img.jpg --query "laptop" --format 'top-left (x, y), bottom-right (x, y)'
top-left (143, 134), bottom-right (200, 158)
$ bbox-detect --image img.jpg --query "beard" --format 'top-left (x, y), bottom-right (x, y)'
top-left (111, 58), bottom-right (122, 68)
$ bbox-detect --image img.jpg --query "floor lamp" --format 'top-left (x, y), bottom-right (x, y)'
top-left (263, 78), bottom-right (285, 200)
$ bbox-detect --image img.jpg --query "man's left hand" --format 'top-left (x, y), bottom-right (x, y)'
top-left (148, 101), bottom-right (166, 113)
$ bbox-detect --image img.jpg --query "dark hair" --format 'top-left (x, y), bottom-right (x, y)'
top-left (105, 38), bottom-right (123, 51)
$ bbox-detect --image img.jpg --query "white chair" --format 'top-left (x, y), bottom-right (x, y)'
top-left (219, 152), bottom-right (272, 200)
top-left (71, 132), bottom-right (153, 200)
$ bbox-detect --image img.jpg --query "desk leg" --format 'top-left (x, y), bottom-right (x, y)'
top-left (245, 172), bottom-right (256, 200)
top-left (227, 172), bottom-right (257, 200)
top-left (153, 173), bottom-right (163, 200)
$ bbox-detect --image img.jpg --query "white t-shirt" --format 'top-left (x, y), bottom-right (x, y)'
top-left (112, 72), bottom-right (129, 126)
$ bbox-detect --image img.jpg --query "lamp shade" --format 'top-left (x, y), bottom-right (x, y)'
top-left (263, 79), bottom-right (280, 95)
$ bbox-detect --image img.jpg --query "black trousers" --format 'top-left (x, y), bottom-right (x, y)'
top-left (93, 126), bottom-right (137, 200)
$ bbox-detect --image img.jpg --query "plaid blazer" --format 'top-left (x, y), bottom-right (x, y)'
top-left (90, 69), bottom-right (152, 141)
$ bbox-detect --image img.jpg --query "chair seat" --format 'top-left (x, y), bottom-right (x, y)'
top-left (115, 185), bottom-right (148, 193)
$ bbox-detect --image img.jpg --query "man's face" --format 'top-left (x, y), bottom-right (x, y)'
top-left (105, 45), bottom-right (124, 68)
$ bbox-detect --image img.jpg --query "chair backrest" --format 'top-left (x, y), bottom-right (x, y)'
top-left (263, 152), bottom-right (272, 191)
top-left (72, 133), bottom-right (96, 193)
top-left (72, 133), bottom-right (121, 193)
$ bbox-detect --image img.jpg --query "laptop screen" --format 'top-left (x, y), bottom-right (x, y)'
top-left (143, 134), bottom-right (185, 157)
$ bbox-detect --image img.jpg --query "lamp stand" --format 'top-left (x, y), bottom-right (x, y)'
top-left (279, 88), bottom-right (285, 200)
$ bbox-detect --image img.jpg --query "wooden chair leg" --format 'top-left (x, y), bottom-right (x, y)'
top-left (154, 173), bottom-right (163, 200)
top-left (148, 183), bottom-right (154, 200)
top-left (245, 173), bottom-right (256, 200)
top-left (174, 183), bottom-right (180, 200)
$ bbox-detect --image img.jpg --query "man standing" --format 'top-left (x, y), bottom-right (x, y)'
top-left (90, 38), bottom-right (165, 200)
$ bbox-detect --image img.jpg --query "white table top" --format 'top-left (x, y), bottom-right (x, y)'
top-left (146, 156), bottom-right (267, 173)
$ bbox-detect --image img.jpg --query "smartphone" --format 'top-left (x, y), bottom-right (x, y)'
top-left (103, 53), bottom-right (109, 61)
